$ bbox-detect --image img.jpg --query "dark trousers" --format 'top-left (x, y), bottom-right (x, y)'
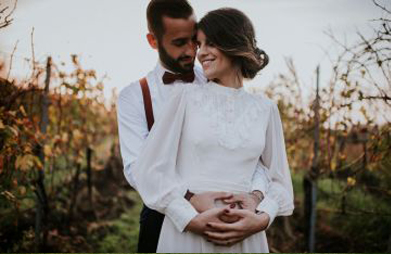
top-left (137, 204), bottom-right (165, 253)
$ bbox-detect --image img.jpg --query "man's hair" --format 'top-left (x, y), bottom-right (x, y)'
top-left (147, 0), bottom-right (194, 40)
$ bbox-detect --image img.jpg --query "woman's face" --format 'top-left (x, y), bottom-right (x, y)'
top-left (196, 30), bottom-right (234, 81)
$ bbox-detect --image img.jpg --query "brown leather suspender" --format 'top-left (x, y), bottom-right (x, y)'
top-left (139, 77), bottom-right (154, 131)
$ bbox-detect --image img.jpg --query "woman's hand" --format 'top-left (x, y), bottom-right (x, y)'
top-left (185, 207), bottom-right (230, 235)
top-left (204, 209), bottom-right (270, 247)
top-left (220, 192), bottom-right (262, 212)
top-left (189, 191), bottom-right (233, 213)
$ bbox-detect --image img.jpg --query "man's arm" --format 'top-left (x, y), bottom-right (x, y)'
top-left (118, 83), bottom-right (200, 233)
top-left (117, 83), bottom-right (149, 189)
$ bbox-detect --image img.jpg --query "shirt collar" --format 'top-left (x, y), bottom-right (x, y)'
top-left (155, 61), bottom-right (172, 83)
top-left (154, 60), bottom-right (205, 85)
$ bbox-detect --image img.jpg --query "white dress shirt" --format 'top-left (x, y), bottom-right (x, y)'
top-left (117, 62), bottom-right (284, 232)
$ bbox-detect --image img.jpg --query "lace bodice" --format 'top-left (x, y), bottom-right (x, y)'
top-left (189, 82), bottom-right (269, 150)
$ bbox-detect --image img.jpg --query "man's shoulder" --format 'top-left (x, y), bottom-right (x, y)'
top-left (119, 80), bottom-right (142, 100)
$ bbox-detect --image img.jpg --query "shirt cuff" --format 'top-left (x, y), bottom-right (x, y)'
top-left (256, 196), bottom-right (279, 229)
top-left (165, 197), bottom-right (198, 232)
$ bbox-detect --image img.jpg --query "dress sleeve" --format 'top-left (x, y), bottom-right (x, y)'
top-left (250, 161), bottom-right (268, 196)
top-left (256, 101), bottom-right (294, 228)
top-left (132, 85), bottom-right (198, 232)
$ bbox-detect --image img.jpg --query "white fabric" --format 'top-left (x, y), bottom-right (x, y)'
top-left (117, 62), bottom-right (278, 232)
top-left (133, 82), bottom-right (294, 253)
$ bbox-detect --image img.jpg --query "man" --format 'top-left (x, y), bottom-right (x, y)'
top-left (117, 0), bottom-right (279, 253)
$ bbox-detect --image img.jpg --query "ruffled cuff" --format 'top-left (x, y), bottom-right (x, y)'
top-left (251, 175), bottom-right (267, 197)
top-left (165, 197), bottom-right (199, 232)
top-left (256, 196), bottom-right (279, 229)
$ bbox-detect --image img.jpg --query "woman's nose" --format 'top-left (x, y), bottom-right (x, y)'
top-left (197, 44), bottom-right (208, 59)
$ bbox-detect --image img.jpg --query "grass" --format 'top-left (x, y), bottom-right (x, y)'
top-left (91, 191), bottom-right (143, 253)
top-left (290, 172), bottom-right (391, 253)
top-left (83, 172), bottom-right (389, 253)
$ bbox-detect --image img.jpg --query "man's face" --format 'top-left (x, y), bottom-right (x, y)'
top-left (158, 16), bottom-right (197, 74)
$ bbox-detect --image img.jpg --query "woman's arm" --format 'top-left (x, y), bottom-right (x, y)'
top-left (257, 101), bottom-right (294, 227)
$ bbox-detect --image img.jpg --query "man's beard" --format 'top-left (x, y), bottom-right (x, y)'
top-left (159, 44), bottom-right (194, 74)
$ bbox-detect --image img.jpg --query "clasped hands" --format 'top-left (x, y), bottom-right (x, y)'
top-left (185, 191), bottom-right (270, 247)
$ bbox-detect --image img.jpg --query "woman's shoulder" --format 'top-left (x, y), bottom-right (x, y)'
top-left (246, 91), bottom-right (278, 111)
top-left (169, 82), bottom-right (203, 96)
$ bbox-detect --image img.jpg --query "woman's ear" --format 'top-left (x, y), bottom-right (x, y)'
top-left (146, 33), bottom-right (158, 50)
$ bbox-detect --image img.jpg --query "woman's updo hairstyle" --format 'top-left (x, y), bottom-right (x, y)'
top-left (198, 8), bottom-right (269, 79)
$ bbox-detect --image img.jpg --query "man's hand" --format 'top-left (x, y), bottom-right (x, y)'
top-left (204, 209), bottom-right (270, 246)
top-left (184, 207), bottom-right (231, 236)
top-left (220, 192), bottom-right (262, 212)
top-left (190, 191), bottom-right (233, 213)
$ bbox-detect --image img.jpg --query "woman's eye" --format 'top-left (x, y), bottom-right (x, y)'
top-left (206, 40), bottom-right (215, 47)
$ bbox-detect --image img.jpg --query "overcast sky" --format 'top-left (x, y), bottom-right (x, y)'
top-left (0, 0), bottom-right (391, 100)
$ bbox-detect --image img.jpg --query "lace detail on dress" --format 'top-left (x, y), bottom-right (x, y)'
top-left (190, 83), bottom-right (268, 150)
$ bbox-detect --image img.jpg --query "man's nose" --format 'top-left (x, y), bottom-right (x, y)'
top-left (185, 40), bottom-right (197, 57)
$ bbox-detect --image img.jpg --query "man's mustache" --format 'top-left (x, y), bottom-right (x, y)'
top-left (178, 56), bottom-right (194, 62)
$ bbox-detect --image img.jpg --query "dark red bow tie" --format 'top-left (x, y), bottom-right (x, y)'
top-left (162, 71), bottom-right (195, 84)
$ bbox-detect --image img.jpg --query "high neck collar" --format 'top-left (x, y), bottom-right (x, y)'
top-left (208, 81), bottom-right (245, 95)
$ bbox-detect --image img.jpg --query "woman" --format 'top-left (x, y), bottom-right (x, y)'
top-left (134, 8), bottom-right (294, 253)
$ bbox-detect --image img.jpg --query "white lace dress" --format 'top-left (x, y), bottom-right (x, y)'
top-left (133, 81), bottom-right (294, 253)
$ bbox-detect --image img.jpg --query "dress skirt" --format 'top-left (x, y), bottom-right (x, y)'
top-left (156, 216), bottom-right (269, 253)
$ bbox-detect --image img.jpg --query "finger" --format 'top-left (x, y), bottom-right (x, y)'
top-left (220, 197), bottom-right (240, 204)
top-left (208, 207), bottom-right (230, 217)
top-left (206, 221), bottom-right (237, 232)
top-left (224, 208), bottom-right (250, 218)
top-left (213, 192), bottom-right (233, 200)
top-left (207, 237), bottom-right (243, 247)
top-left (205, 230), bottom-right (241, 241)
top-left (220, 194), bottom-right (245, 203)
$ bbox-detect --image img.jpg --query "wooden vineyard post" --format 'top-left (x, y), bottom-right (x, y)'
top-left (304, 66), bottom-right (320, 253)
top-left (35, 56), bottom-right (51, 252)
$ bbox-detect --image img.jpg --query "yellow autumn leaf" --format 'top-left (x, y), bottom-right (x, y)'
top-left (19, 105), bottom-right (27, 116)
top-left (73, 129), bottom-right (83, 142)
top-left (62, 132), bottom-right (69, 143)
top-left (1, 190), bottom-right (16, 201)
top-left (19, 186), bottom-right (27, 196)
top-left (8, 126), bottom-right (19, 137)
top-left (54, 146), bottom-right (62, 156)
top-left (44, 145), bottom-right (52, 157)
top-left (34, 157), bottom-right (43, 170)
top-left (15, 154), bottom-right (39, 171)
top-left (15, 155), bottom-right (32, 171)
top-left (347, 177), bottom-right (356, 187)
top-left (24, 144), bottom-right (32, 153)
top-left (0, 120), bottom-right (5, 129)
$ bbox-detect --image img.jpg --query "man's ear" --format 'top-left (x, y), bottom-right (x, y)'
top-left (146, 33), bottom-right (158, 50)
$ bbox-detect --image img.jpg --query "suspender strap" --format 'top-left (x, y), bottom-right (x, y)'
top-left (139, 77), bottom-right (154, 131)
